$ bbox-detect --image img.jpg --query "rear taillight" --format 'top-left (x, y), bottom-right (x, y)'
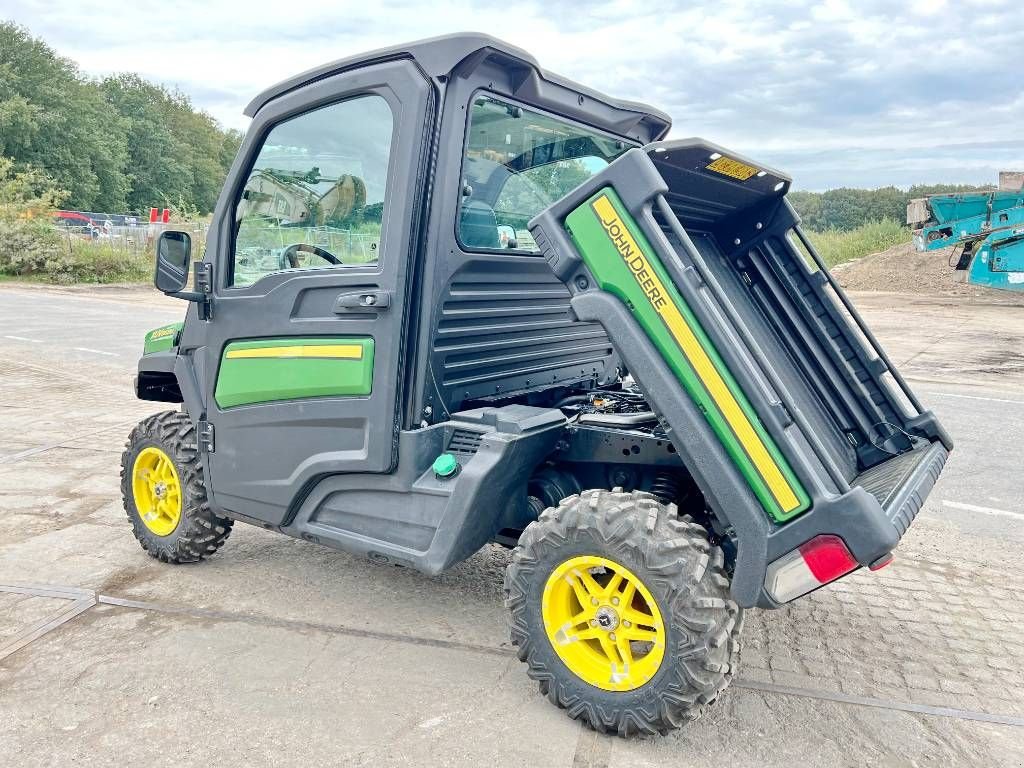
top-left (765, 535), bottom-right (859, 604)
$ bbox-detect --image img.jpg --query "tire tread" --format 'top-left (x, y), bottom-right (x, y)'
top-left (120, 410), bottom-right (232, 564)
top-left (503, 489), bottom-right (742, 737)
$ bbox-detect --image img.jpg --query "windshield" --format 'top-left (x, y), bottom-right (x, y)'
top-left (458, 94), bottom-right (629, 252)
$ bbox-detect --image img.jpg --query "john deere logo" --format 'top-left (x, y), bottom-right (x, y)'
top-left (584, 191), bottom-right (804, 518)
top-left (592, 195), bottom-right (667, 310)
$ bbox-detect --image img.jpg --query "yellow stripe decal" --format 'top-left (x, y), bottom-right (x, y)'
top-left (225, 344), bottom-right (364, 360)
top-left (592, 195), bottom-right (800, 512)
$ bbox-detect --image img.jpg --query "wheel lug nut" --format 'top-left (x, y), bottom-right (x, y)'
top-left (609, 633), bottom-right (616, 641)
top-left (590, 619), bottom-right (599, 627)
top-left (611, 597), bottom-right (619, 605)
top-left (623, 620), bottom-right (631, 628)
top-left (591, 597), bottom-right (600, 606)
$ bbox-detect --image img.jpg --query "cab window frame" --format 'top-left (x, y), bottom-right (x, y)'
top-left (454, 89), bottom-right (638, 257)
top-left (226, 90), bottom-right (397, 289)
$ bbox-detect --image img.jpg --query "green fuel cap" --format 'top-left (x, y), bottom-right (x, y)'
top-left (432, 453), bottom-right (459, 478)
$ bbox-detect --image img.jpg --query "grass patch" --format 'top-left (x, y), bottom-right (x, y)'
top-left (48, 240), bottom-right (153, 284)
top-left (802, 220), bottom-right (912, 268)
top-left (0, 272), bottom-right (50, 283)
top-left (0, 235), bottom-right (153, 284)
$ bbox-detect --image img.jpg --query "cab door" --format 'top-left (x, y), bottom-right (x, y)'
top-left (192, 61), bottom-right (431, 526)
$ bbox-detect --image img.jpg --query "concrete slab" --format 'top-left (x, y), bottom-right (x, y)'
top-left (0, 604), bottom-right (580, 768)
top-left (0, 593), bottom-right (73, 642)
top-left (848, 292), bottom-right (1024, 393)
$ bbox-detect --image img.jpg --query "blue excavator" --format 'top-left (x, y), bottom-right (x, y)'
top-left (908, 187), bottom-right (1024, 291)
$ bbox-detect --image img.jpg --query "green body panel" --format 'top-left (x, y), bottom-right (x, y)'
top-left (214, 337), bottom-right (375, 409)
top-left (564, 187), bottom-right (810, 522)
top-left (143, 322), bottom-right (184, 355)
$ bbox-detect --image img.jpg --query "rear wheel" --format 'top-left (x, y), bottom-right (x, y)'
top-left (120, 410), bottom-right (232, 563)
top-left (504, 489), bottom-right (742, 736)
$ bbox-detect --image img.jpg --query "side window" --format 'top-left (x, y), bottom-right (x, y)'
top-left (232, 95), bottom-right (394, 287)
top-left (458, 94), bottom-right (628, 253)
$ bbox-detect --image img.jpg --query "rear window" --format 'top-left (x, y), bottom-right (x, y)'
top-left (458, 94), bottom-right (629, 252)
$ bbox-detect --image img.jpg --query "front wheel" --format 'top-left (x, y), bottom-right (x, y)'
top-left (120, 410), bottom-right (233, 563)
top-left (504, 489), bottom-right (742, 736)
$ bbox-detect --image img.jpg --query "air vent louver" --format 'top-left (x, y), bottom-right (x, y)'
top-left (448, 429), bottom-right (484, 455)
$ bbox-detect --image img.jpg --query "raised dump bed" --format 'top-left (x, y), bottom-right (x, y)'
top-left (530, 140), bottom-right (952, 606)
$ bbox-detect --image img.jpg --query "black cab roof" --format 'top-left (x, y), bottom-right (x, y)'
top-left (244, 33), bottom-right (671, 143)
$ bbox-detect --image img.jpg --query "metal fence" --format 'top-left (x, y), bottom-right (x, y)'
top-left (236, 220), bottom-right (380, 263)
top-left (55, 221), bottom-right (209, 256)
top-left (53, 217), bottom-right (379, 268)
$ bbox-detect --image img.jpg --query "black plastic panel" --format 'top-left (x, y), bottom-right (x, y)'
top-left (428, 256), bottom-right (617, 412)
top-left (683, 231), bottom-right (860, 482)
top-left (655, 199), bottom-right (911, 475)
top-left (855, 444), bottom-right (936, 507)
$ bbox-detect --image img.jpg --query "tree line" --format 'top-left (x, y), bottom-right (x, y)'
top-left (0, 22), bottom-right (242, 214)
top-left (1, 21), bottom-right (997, 229)
top-left (788, 184), bottom-right (992, 231)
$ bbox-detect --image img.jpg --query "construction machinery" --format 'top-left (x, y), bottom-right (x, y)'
top-left (908, 189), bottom-right (1024, 290)
top-left (123, 34), bottom-right (951, 736)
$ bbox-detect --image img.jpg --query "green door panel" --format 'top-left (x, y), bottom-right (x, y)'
top-left (564, 187), bottom-right (810, 522)
top-left (214, 337), bottom-right (375, 409)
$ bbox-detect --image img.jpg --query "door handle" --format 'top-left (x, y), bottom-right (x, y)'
top-left (334, 290), bottom-right (391, 313)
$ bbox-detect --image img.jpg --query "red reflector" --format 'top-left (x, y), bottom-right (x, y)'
top-left (798, 535), bottom-right (858, 583)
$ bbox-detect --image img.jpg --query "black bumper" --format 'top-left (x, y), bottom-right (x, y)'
top-left (756, 441), bottom-right (948, 608)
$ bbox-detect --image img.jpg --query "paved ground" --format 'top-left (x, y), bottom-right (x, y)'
top-left (1, 284), bottom-right (1023, 767)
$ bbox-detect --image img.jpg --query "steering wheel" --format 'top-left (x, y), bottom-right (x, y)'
top-left (281, 243), bottom-right (342, 269)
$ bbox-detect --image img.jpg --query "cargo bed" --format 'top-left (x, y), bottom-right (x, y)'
top-left (530, 140), bottom-right (952, 607)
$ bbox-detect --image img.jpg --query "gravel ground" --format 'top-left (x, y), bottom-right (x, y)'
top-left (834, 241), bottom-right (1024, 304)
top-left (1, 275), bottom-right (1023, 766)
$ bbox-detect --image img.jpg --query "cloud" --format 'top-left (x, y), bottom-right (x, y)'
top-left (4, 0), bottom-right (1021, 189)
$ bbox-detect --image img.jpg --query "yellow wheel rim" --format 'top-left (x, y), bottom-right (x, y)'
top-left (542, 555), bottom-right (666, 692)
top-left (131, 446), bottom-right (182, 537)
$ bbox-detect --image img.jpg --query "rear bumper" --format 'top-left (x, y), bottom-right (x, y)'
top-left (756, 441), bottom-right (948, 608)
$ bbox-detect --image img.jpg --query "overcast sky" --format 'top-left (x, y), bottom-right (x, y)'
top-left (6, 0), bottom-right (1022, 190)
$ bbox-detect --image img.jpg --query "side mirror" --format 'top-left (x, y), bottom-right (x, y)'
top-left (155, 231), bottom-right (191, 294)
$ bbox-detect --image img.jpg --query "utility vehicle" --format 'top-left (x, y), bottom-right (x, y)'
top-left (123, 33), bottom-right (951, 736)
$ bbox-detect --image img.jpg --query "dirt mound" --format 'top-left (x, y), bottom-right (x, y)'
top-left (834, 241), bottom-right (1024, 304)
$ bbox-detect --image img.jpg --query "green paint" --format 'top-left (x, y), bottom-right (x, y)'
top-left (214, 337), bottom-right (374, 409)
top-left (143, 322), bottom-right (184, 355)
top-left (564, 187), bottom-right (810, 522)
top-left (432, 453), bottom-right (459, 478)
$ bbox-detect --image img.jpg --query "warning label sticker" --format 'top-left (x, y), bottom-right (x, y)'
top-left (706, 156), bottom-right (759, 181)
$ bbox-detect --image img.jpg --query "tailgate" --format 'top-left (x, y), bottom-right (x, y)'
top-left (529, 140), bottom-right (952, 606)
